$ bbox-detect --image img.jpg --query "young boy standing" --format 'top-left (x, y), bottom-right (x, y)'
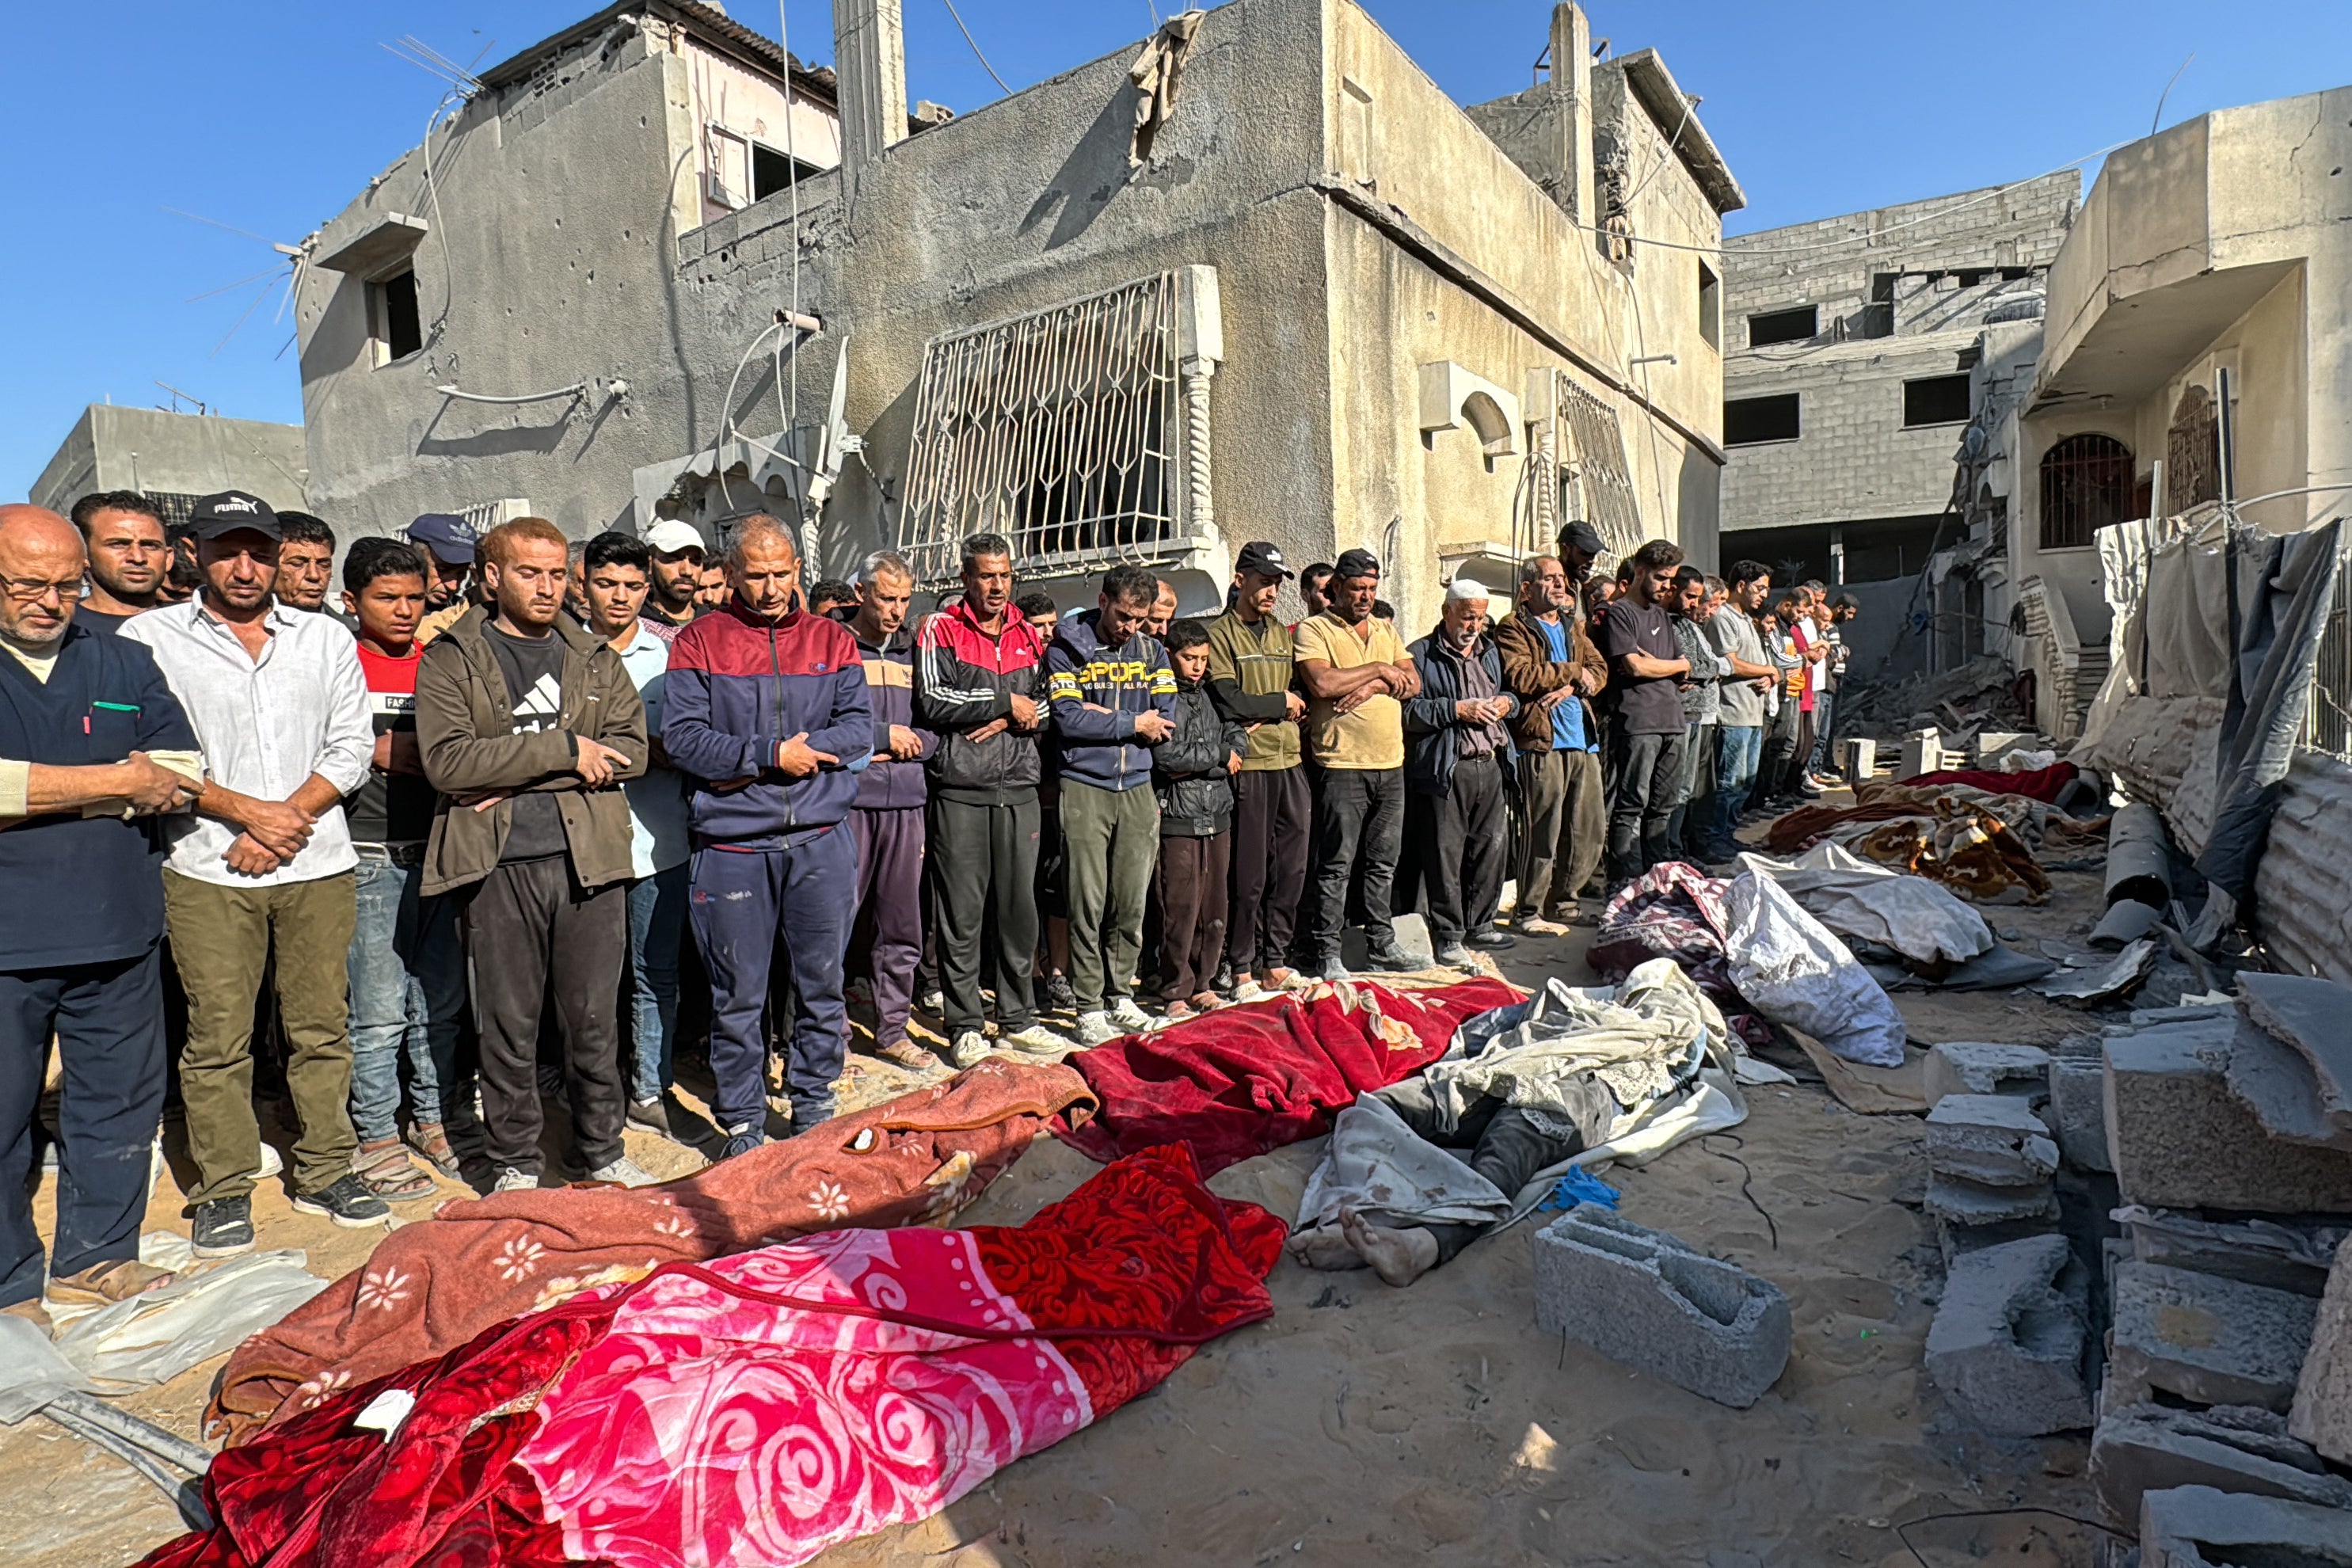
top-left (340, 538), bottom-right (469, 1199)
top-left (1151, 620), bottom-right (1245, 1018)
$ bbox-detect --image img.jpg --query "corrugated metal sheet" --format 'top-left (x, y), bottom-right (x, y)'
top-left (2255, 752), bottom-right (2352, 983)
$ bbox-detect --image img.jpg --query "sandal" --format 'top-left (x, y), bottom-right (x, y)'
top-left (1187, 991), bottom-right (1221, 1013)
top-left (352, 1138), bottom-right (439, 1204)
top-left (405, 1122), bottom-right (463, 1179)
top-left (47, 1258), bottom-right (175, 1308)
top-left (873, 1039), bottom-right (936, 1071)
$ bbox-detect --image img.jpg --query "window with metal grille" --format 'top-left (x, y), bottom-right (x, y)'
top-left (899, 275), bottom-right (1179, 587)
top-left (1746, 306), bottom-right (1817, 348)
top-left (143, 492), bottom-right (201, 530)
top-left (1902, 373), bottom-right (1972, 428)
top-left (1723, 393), bottom-right (1800, 446)
top-left (2038, 433), bottom-right (2133, 550)
top-left (1555, 376), bottom-right (1645, 558)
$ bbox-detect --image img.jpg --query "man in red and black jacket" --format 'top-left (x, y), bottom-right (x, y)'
top-left (662, 516), bottom-right (870, 1148)
top-left (912, 532), bottom-right (1067, 1066)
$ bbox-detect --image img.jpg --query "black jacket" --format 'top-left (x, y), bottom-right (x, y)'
top-left (1153, 679), bottom-right (1246, 836)
top-left (1403, 629), bottom-right (1519, 798)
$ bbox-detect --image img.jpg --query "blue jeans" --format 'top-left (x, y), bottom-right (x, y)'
top-left (345, 852), bottom-right (466, 1144)
top-left (1806, 691), bottom-right (1838, 775)
top-left (626, 862), bottom-right (691, 1105)
top-left (1711, 725), bottom-right (1764, 853)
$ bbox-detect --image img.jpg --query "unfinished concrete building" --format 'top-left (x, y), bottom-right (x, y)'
top-left (1718, 175), bottom-right (2076, 674)
top-left (291, 0), bottom-right (1742, 623)
top-left (29, 405), bottom-right (310, 527)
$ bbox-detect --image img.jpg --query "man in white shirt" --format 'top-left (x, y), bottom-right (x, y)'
top-left (123, 492), bottom-right (382, 1257)
top-left (577, 532), bottom-right (694, 1139)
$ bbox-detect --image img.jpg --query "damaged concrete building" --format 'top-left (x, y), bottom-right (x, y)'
top-left (1717, 175), bottom-right (2076, 680)
top-left (29, 405), bottom-right (310, 528)
top-left (291, 0), bottom-right (1742, 621)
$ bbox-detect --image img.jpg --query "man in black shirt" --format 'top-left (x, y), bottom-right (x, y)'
top-left (1597, 539), bottom-right (1692, 886)
top-left (641, 520), bottom-right (708, 630)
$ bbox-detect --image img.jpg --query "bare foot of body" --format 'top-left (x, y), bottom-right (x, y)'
top-left (1338, 1206), bottom-right (1441, 1287)
top-left (1288, 1226), bottom-right (1368, 1271)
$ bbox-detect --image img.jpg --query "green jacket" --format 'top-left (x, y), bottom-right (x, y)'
top-left (413, 607), bottom-right (648, 897)
top-left (1203, 610), bottom-right (1300, 771)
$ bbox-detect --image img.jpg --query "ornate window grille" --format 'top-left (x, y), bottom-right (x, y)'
top-left (899, 273), bottom-right (1193, 587)
top-left (1556, 375), bottom-right (1645, 559)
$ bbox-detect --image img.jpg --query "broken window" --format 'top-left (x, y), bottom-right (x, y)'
top-left (1902, 374), bottom-right (1971, 428)
top-left (1862, 274), bottom-right (1896, 340)
top-left (1723, 393), bottom-right (1799, 447)
top-left (900, 273), bottom-right (1181, 586)
top-left (1697, 261), bottom-right (1721, 351)
top-left (372, 269), bottom-right (422, 363)
top-left (1746, 306), bottom-right (1817, 348)
top-left (752, 143), bottom-right (824, 202)
top-left (2038, 433), bottom-right (2133, 550)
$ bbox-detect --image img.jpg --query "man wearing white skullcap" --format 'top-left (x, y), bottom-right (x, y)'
top-left (1402, 574), bottom-right (1518, 968)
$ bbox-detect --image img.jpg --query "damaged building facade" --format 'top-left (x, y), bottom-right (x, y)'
top-left (291, 0), bottom-right (1741, 622)
top-left (1717, 175), bottom-right (2076, 681)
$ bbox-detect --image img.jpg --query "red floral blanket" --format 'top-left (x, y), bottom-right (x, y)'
top-left (1055, 978), bottom-right (1520, 1173)
top-left (139, 1146), bottom-right (1281, 1568)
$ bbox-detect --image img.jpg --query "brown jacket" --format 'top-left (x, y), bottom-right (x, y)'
top-left (1492, 603), bottom-right (1608, 752)
top-left (414, 606), bottom-right (648, 896)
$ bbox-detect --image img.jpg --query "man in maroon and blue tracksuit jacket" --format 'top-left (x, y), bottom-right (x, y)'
top-left (661, 519), bottom-right (870, 1147)
top-left (842, 553), bottom-right (934, 1068)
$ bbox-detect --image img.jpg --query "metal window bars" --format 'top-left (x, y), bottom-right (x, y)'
top-left (2300, 544), bottom-right (2352, 760)
top-left (898, 273), bottom-right (1182, 588)
top-left (1556, 375), bottom-right (1646, 560)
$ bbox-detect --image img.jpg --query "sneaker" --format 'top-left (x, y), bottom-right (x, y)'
top-left (492, 1166), bottom-right (539, 1193)
top-left (1315, 954), bottom-right (1351, 984)
top-left (587, 1156), bottom-right (660, 1189)
top-left (1044, 974), bottom-right (1079, 1014)
top-left (1074, 1011), bottom-right (1121, 1047)
top-left (918, 986), bottom-right (945, 1014)
top-left (1435, 941), bottom-right (1475, 968)
top-left (190, 1196), bottom-right (256, 1258)
top-left (1227, 977), bottom-right (1268, 1003)
top-left (717, 1128), bottom-right (766, 1161)
top-left (1002, 1024), bottom-right (1070, 1056)
top-left (1519, 917), bottom-right (1570, 937)
top-left (290, 1174), bottom-right (392, 1228)
top-left (1364, 943), bottom-right (1421, 973)
top-left (1212, 961), bottom-right (1236, 994)
top-left (950, 1030), bottom-right (994, 1069)
top-left (1466, 927), bottom-right (1517, 950)
top-left (1107, 996), bottom-right (1153, 1033)
top-left (626, 1097), bottom-right (672, 1136)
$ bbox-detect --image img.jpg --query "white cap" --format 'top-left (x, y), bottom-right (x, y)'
top-left (1444, 576), bottom-right (1492, 603)
top-left (644, 519), bottom-right (707, 557)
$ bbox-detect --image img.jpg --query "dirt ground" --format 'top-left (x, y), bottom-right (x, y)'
top-left (0, 833), bottom-right (2137, 1568)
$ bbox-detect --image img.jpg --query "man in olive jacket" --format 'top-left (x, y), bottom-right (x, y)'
top-left (416, 517), bottom-right (650, 1192)
top-left (1492, 542), bottom-right (1608, 931)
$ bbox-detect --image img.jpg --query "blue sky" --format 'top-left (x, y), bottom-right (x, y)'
top-left (7, 0), bottom-right (2349, 498)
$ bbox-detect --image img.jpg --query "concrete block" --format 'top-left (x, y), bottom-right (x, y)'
top-left (2292, 1234), bottom-right (2352, 1463)
top-left (1926, 1173), bottom-right (2058, 1227)
top-left (1531, 1211), bottom-right (1791, 1410)
top-left (2103, 1021), bottom-right (2352, 1212)
top-left (2108, 1262), bottom-right (2317, 1414)
top-left (2241, 972), bottom-right (2352, 1130)
top-left (2140, 1485), bottom-right (2352, 1568)
top-left (1928, 1094), bottom-right (2061, 1186)
top-left (2092, 1403), bottom-right (2352, 1524)
top-left (2226, 1015), bottom-right (2352, 1151)
top-left (1341, 911), bottom-right (1435, 972)
top-left (1924, 1041), bottom-right (2051, 1107)
top-left (2123, 1210), bottom-right (2346, 1297)
top-left (1924, 1234), bottom-right (2091, 1436)
top-left (2049, 1057), bottom-right (2114, 1172)
top-left (1939, 1214), bottom-right (2058, 1269)
top-left (1842, 736), bottom-right (1876, 779)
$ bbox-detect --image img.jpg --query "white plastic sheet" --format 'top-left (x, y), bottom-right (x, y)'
top-left (54, 1250), bottom-right (328, 1391)
top-left (1723, 873), bottom-right (1909, 1067)
top-left (1737, 843), bottom-right (1994, 968)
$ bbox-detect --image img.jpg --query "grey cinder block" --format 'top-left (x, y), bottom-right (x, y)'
top-left (1532, 1211), bottom-right (1790, 1410)
top-left (2091, 1402), bottom-right (2352, 1524)
top-left (2291, 1234), bottom-right (2352, 1463)
top-left (2104, 1022), bottom-right (2352, 1212)
top-left (1927, 1094), bottom-right (2061, 1186)
top-left (1925, 1172), bottom-right (2059, 1227)
top-left (2140, 1484), bottom-right (2352, 1568)
top-left (1924, 1234), bottom-right (2091, 1436)
top-left (2109, 1262), bottom-right (2317, 1414)
top-left (1924, 1041), bottom-right (2052, 1106)
top-left (2049, 1056), bottom-right (2114, 1172)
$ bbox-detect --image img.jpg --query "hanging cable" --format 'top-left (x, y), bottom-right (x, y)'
top-left (942, 0), bottom-right (1013, 96)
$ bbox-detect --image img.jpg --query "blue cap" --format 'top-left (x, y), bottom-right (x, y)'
top-left (405, 513), bottom-right (477, 565)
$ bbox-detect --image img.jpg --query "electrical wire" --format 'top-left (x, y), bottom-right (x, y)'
top-left (1890, 1505), bottom-right (2128, 1566)
top-left (942, 0), bottom-right (1013, 96)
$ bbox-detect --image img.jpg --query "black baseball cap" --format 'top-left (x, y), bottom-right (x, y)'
top-left (188, 491), bottom-right (281, 541)
top-left (1558, 520), bottom-right (1606, 559)
top-left (1333, 546), bottom-right (1381, 580)
top-left (406, 513), bottom-right (478, 565)
top-left (1235, 541), bottom-right (1293, 580)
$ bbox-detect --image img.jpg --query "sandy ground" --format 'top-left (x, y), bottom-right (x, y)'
top-left (0, 834), bottom-right (2134, 1568)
